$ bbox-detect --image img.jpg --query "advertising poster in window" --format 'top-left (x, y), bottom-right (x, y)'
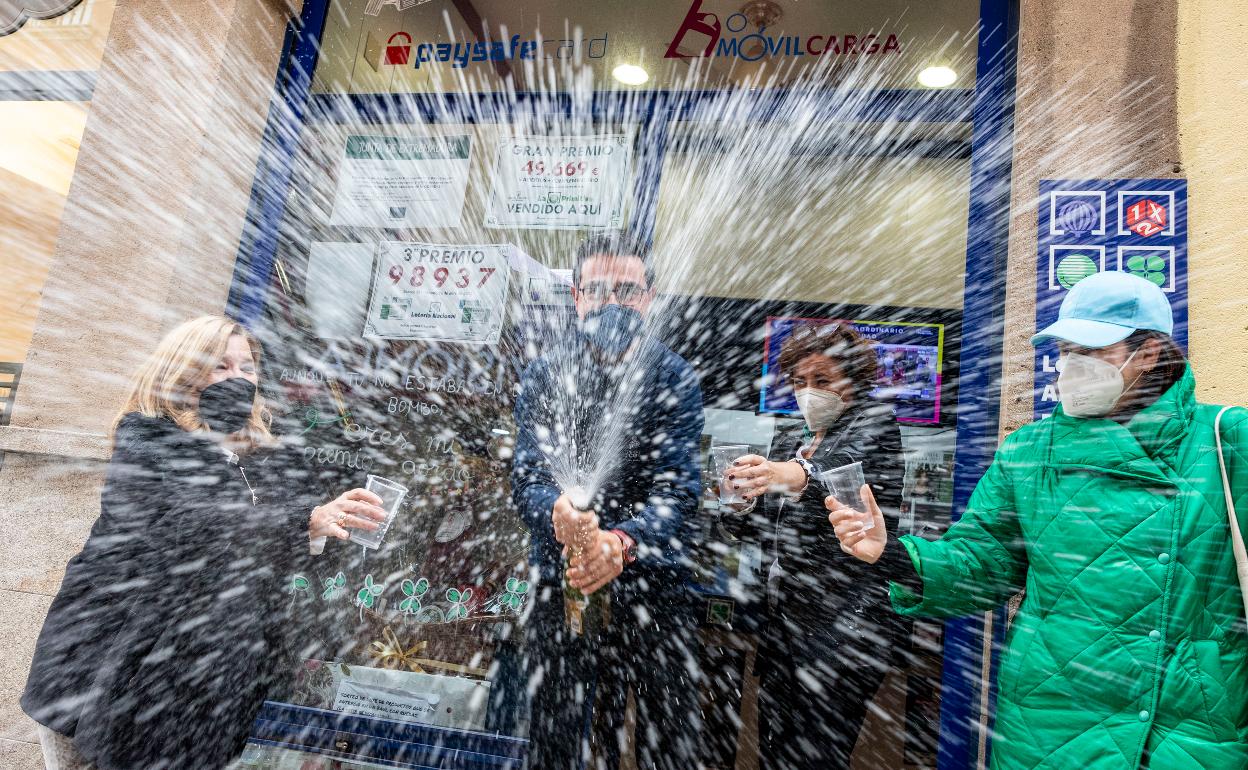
top-left (363, 241), bottom-right (511, 343)
top-left (761, 316), bottom-right (945, 425)
top-left (484, 135), bottom-right (632, 229)
top-left (330, 135), bottom-right (472, 228)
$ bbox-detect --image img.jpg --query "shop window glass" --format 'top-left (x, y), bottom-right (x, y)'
top-left (239, 1), bottom-right (987, 767)
top-left (653, 115), bottom-right (970, 768)
top-left (248, 102), bottom-right (974, 770)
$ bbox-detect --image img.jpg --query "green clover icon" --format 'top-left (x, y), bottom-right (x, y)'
top-left (356, 575), bottom-right (384, 609)
top-left (322, 572), bottom-right (346, 601)
top-left (399, 577), bottom-right (430, 615)
top-left (1125, 254), bottom-right (1168, 287)
top-left (501, 577), bottom-right (529, 612)
top-left (446, 587), bottom-right (473, 620)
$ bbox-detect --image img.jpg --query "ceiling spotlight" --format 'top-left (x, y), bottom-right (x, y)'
top-left (612, 63), bottom-right (649, 86)
top-left (918, 65), bottom-right (957, 88)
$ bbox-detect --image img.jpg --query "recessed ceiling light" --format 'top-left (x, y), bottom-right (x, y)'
top-left (612, 63), bottom-right (649, 86)
top-left (918, 65), bottom-right (957, 88)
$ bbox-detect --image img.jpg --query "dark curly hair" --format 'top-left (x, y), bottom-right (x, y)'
top-left (777, 322), bottom-right (879, 399)
top-left (1122, 329), bottom-right (1187, 404)
top-left (572, 231), bottom-right (656, 288)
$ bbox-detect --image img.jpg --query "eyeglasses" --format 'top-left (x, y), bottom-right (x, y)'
top-left (578, 280), bottom-right (648, 303)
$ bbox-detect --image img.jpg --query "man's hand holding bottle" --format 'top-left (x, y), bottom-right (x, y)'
top-left (552, 493), bottom-right (625, 595)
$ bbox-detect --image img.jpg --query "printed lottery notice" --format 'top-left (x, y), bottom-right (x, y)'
top-left (364, 241), bottom-right (511, 344)
top-left (485, 135), bottom-right (632, 230)
top-left (330, 135), bottom-right (471, 229)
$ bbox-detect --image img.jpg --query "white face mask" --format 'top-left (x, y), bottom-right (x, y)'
top-left (795, 388), bottom-right (847, 430)
top-left (1057, 349), bottom-right (1141, 418)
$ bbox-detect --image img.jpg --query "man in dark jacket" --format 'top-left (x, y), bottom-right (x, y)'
top-left (512, 233), bottom-right (704, 770)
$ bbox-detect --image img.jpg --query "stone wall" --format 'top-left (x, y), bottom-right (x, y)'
top-left (0, 0), bottom-right (298, 762)
top-left (1000, 0), bottom-right (1182, 437)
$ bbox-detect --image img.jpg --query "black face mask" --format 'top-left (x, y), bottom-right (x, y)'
top-left (198, 378), bottom-right (256, 435)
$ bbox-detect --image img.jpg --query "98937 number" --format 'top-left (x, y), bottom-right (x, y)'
top-left (387, 265), bottom-right (497, 289)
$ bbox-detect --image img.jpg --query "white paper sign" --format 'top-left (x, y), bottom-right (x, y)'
top-left (363, 241), bottom-right (511, 343)
top-left (522, 269), bottom-right (574, 307)
top-left (305, 241), bottom-right (376, 339)
top-left (330, 135), bottom-right (471, 228)
top-left (485, 135), bottom-right (632, 230)
top-left (333, 679), bottom-right (439, 723)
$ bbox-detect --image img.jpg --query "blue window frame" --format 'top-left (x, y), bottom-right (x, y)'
top-left (229, 1), bottom-right (1020, 767)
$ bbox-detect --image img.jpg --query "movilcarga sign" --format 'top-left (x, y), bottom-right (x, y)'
top-left (664, 0), bottom-right (902, 62)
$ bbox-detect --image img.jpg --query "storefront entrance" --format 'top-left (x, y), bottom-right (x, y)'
top-left (231, 1), bottom-right (1018, 768)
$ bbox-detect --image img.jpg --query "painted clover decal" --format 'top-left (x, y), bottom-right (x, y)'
top-left (356, 575), bottom-right (384, 609)
top-left (501, 578), bottom-right (529, 612)
top-left (322, 572), bottom-right (347, 601)
top-left (399, 577), bottom-right (430, 615)
top-left (1125, 253), bottom-right (1168, 287)
top-left (446, 587), bottom-right (473, 620)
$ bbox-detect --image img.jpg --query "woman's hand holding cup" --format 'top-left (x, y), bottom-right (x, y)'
top-left (826, 484), bottom-right (887, 563)
top-left (310, 488), bottom-right (387, 541)
top-left (724, 455), bottom-right (811, 499)
top-left (723, 454), bottom-right (773, 500)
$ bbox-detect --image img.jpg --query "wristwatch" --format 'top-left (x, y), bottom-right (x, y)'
top-left (610, 529), bottom-right (637, 565)
top-left (793, 457), bottom-right (815, 488)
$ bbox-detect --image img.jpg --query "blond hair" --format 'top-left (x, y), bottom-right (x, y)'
top-left (115, 316), bottom-right (274, 453)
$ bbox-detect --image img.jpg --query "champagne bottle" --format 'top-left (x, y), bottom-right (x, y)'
top-left (563, 489), bottom-right (611, 639)
top-left (564, 548), bottom-right (611, 639)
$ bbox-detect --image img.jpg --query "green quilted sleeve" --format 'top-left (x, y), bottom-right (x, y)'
top-left (890, 444), bottom-right (1028, 619)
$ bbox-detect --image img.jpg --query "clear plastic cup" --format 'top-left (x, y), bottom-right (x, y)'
top-left (349, 474), bottom-right (409, 549)
top-left (817, 461), bottom-right (874, 532)
top-left (711, 444), bottom-right (750, 504)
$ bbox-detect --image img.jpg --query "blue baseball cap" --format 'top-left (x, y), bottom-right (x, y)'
top-left (1031, 271), bottom-right (1174, 348)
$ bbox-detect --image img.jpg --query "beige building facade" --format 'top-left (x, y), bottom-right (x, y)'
top-left (1, 0), bottom-right (1245, 767)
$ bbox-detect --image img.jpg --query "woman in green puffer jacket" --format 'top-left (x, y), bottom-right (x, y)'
top-left (827, 271), bottom-right (1247, 770)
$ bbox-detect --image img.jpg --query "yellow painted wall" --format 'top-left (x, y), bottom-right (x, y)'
top-left (1178, 1), bottom-right (1248, 407)
top-left (0, 101), bottom-right (89, 364)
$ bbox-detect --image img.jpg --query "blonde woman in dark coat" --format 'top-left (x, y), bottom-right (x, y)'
top-left (23, 316), bottom-right (386, 770)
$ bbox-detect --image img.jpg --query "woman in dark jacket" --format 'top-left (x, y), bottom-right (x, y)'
top-left (22, 316), bottom-right (386, 770)
top-left (720, 322), bottom-right (907, 770)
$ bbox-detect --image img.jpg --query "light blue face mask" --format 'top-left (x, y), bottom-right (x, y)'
top-left (582, 304), bottom-right (643, 355)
